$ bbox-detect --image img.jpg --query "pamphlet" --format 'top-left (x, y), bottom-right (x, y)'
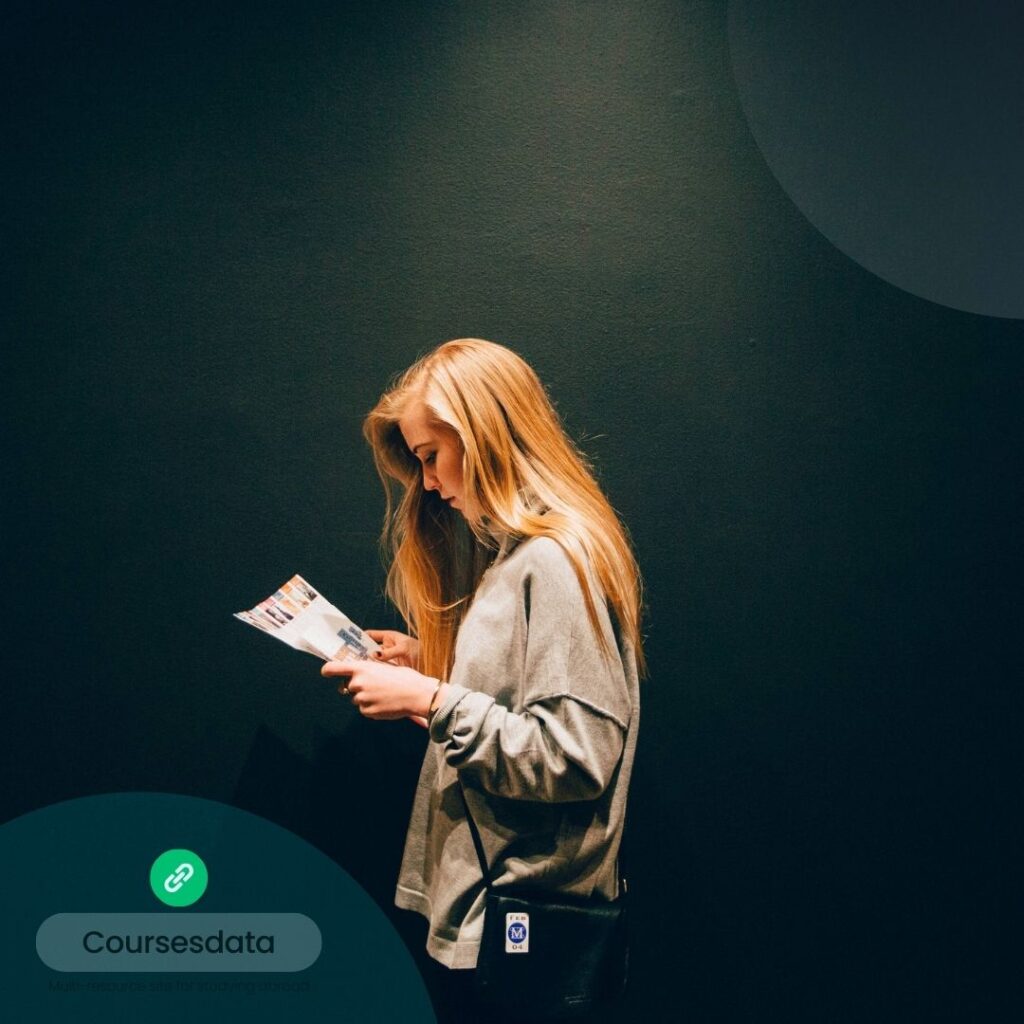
top-left (234, 574), bottom-right (380, 662)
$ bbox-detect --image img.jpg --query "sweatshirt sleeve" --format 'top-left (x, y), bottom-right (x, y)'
top-left (427, 538), bottom-right (632, 802)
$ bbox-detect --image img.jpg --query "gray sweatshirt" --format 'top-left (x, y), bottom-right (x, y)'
top-left (394, 534), bottom-right (640, 968)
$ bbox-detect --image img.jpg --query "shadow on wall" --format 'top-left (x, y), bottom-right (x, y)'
top-left (232, 720), bottom-right (420, 904)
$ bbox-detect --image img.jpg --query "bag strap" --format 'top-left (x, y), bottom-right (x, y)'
top-left (457, 780), bottom-right (494, 890)
top-left (617, 815), bottom-right (629, 893)
top-left (458, 777), bottom-right (630, 895)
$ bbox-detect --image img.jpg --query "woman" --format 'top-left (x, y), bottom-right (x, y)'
top-left (322, 338), bottom-right (644, 1020)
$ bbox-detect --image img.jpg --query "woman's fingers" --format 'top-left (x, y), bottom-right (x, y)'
top-left (320, 659), bottom-right (356, 678)
top-left (366, 629), bottom-right (399, 660)
top-left (321, 656), bottom-right (428, 719)
top-left (322, 660), bottom-right (363, 699)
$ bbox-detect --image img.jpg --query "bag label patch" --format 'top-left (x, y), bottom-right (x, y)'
top-left (505, 912), bottom-right (529, 953)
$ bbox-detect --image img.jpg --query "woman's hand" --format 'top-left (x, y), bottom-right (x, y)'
top-left (322, 657), bottom-right (444, 723)
top-left (365, 629), bottom-right (421, 670)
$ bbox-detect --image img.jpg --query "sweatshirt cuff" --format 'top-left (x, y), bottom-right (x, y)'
top-left (427, 683), bottom-right (472, 743)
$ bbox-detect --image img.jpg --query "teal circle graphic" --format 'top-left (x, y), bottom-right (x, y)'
top-left (150, 849), bottom-right (209, 907)
top-left (1, 793), bottom-right (436, 1023)
top-left (729, 1), bottom-right (1024, 319)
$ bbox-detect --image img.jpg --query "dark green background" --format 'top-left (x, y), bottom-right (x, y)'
top-left (2, 2), bottom-right (1019, 1020)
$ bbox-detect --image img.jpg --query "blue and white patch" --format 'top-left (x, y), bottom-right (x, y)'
top-left (505, 912), bottom-right (529, 953)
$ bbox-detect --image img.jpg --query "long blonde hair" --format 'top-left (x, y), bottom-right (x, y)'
top-left (363, 338), bottom-right (646, 680)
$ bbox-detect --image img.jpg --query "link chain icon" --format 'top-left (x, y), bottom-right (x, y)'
top-left (150, 850), bottom-right (208, 907)
top-left (164, 861), bottom-right (195, 893)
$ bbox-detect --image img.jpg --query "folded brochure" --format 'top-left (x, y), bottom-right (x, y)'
top-left (234, 574), bottom-right (381, 662)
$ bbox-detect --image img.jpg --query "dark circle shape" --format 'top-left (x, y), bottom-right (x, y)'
top-left (2, 793), bottom-right (436, 1023)
top-left (728, 1), bottom-right (1024, 319)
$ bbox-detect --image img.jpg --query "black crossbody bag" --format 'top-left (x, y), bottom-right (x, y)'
top-left (457, 782), bottom-right (629, 1020)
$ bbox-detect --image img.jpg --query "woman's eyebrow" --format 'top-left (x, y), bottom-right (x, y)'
top-left (411, 442), bottom-right (431, 453)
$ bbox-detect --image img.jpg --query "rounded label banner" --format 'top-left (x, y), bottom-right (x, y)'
top-left (37, 913), bottom-right (321, 972)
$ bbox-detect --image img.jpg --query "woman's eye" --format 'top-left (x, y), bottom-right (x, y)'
top-left (424, 453), bottom-right (436, 465)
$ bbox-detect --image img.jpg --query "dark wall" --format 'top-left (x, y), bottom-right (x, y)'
top-left (2, 2), bottom-right (1019, 1020)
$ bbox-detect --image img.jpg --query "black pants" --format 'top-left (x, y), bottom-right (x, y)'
top-left (421, 956), bottom-right (491, 1023)
top-left (421, 954), bottom-right (629, 1024)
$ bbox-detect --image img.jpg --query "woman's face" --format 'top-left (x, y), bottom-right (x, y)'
top-left (398, 402), bottom-right (467, 515)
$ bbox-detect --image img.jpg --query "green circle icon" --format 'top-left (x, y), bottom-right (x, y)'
top-left (150, 849), bottom-right (208, 907)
